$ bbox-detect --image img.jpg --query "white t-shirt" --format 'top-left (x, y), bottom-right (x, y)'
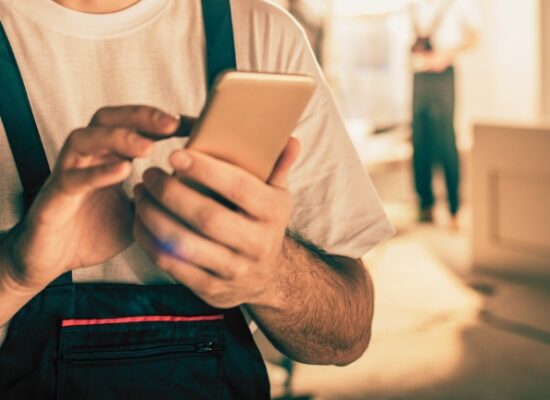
top-left (408, 0), bottom-right (482, 52)
top-left (0, 0), bottom-right (394, 344)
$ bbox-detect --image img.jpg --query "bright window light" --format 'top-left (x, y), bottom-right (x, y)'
top-left (332, 0), bottom-right (413, 17)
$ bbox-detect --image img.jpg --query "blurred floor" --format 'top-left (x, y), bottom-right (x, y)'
top-left (285, 150), bottom-right (550, 400)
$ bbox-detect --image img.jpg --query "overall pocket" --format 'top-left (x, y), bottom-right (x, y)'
top-left (56, 315), bottom-right (224, 400)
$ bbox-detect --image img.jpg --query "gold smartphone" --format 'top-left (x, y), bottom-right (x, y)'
top-left (186, 71), bottom-right (316, 182)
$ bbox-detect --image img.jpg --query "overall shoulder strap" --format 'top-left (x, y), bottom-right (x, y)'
top-left (0, 3), bottom-right (237, 286)
top-left (201, 0), bottom-right (237, 91)
top-left (0, 22), bottom-right (51, 212)
top-left (0, 22), bottom-right (71, 285)
top-left (0, 3), bottom-right (237, 208)
top-left (409, 0), bottom-right (455, 37)
top-left (427, 0), bottom-right (455, 37)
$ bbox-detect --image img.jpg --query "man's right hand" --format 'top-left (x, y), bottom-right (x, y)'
top-left (1, 105), bottom-right (180, 293)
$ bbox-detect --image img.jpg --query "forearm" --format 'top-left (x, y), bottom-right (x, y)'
top-left (448, 30), bottom-right (480, 59)
top-left (0, 229), bottom-right (43, 326)
top-left (459, 30), bottom-right (480, 52)
top-left (246, 231), bottom-right (374, 366)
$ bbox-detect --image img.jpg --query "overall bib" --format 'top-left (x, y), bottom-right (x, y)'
top-left (0, 1), bottom-right (270, 399)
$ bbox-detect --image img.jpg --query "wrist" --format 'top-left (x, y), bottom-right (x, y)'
top-left (247, 238), bottom-right (295, 311)
top-left (0, 226), bottom-right (46, 296)
top-left (0, 230), bottom-right (44, 326)
top-left (249, 232), bottom-right (312, 314)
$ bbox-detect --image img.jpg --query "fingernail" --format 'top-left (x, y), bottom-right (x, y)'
top-left (162, 113), bottom-right (180, 126)
top-left (172, 151), bottom-right (192, 170)
top-left (155, 110), bottom-right (179, 128)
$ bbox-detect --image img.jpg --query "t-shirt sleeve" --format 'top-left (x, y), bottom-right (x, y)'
top-left (254, 4), bottom-right (395, 258)
top-left (288, 73), bottom-right (394, 257)
top-left (461, 0), bottom-right (482, 33)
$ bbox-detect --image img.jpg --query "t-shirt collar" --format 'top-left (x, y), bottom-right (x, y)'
top-left (11, 0), bottom-right (170, 38)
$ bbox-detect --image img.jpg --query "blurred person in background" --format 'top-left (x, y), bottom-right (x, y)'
top-left (408, 0), bottom-right (480, 227)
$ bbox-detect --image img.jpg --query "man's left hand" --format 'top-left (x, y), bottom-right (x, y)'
top-left (133, 137), bottom-right (300, 309)
top-left (426, 51), bottom-right (453, 73)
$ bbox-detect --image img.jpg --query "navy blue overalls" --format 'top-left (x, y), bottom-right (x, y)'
top-left (0, 1), bottom-right (270, 399)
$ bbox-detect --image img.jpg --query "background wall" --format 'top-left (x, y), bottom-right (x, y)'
top-left (542, 0), bottom-right (550, 117)
top-left (278, 0), bottom-right (547, 141)
top-left (459, 0), bottom-right (542, 136)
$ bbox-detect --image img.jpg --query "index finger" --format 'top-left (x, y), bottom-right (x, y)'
top-left (169, 149), bottom-right (278, 220)
top-left (90, 105), bottom-right (180, 137)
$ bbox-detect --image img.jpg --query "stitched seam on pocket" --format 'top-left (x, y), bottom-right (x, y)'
top-left (61, 314), bottom-right (224, 327)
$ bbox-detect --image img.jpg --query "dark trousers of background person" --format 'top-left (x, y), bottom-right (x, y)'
top-left (412, 66), bottom-right (460, 216)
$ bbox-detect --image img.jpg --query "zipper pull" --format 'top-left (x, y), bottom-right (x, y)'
top-left (196, 342), bottom-right (214, 353)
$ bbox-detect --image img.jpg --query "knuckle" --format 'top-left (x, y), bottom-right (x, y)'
top-left (220, 262), bottom-right (237, 280)
top-left (111, 126), bottom-right (132, 139)
top-left (130, 105), bottom-right (149, 121)
top-left (230, 175), bottom-right (249, 204)
top-left (176, 234), bottom-right (195, 261)
top-left (196, 206), bottom-right (219, 233)
top-left (230, 262), bottom-right (247, 280)
top-left (129, 105), bottom-right (144, 115)
top-left (249, 235), bottom-right (271, 260)
top-left (200, 279), bottom-right (219, 298)
top-left (126, 105), bottom-right (154, 125)
top-left (66, 128), bottom-right (84, 148)
top-left (91, 107), bottom-right (110, 125)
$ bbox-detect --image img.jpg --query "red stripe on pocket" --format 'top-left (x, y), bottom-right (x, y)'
top-left (61, 315), bottom-right (224, 327)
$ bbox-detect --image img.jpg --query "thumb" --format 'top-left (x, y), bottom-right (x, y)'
top-left (268, 137), bottom-right (301, 189)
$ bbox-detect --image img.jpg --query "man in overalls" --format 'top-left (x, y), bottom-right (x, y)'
top-left (409, 0), bottom-right (481, 228)
top-left (0, 0), bottom-right (394, 398)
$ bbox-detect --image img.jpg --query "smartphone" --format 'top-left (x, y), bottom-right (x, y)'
top-left (185, 71), bottom-right (316, 182)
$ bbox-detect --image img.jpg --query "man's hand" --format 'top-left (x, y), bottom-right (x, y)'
top-left (425, 51), bottom-right (453, 73)
top-left (3, 106), bottom-right (180, 292)
top-left (416, 51), bottom-right (454, 73)
top-left (133, 137), bottom-right (375, 365)
top-left (133, 137), bottom-right (301, 308)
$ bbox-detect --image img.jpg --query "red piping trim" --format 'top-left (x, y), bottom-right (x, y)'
top-left (61, 315), bottom-right (224, 327)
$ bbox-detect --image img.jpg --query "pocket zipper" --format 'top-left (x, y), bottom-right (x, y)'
top-left (64, 341), bottom-right (216, 362)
